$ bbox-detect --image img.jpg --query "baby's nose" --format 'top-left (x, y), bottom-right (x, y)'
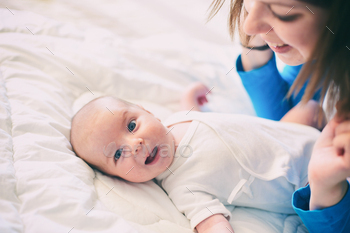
top-left (133, 141), bottom-right (148, 164)
top-left (133, 142), bottom-right (142, 154)
top-left (132, 138), bottom-right (144, 155)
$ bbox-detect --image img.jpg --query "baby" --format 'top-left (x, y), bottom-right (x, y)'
top-left (70, 84), bottom-right (320, 233)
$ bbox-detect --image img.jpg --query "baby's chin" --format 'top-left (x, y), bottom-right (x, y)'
top-left (122, 176), bottom-right (155, 183)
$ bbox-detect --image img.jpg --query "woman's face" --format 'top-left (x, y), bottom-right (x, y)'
top-left (243, 0), bottom-right (328, 65)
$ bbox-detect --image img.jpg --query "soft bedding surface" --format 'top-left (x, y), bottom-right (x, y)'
top-left (0, 1), bottom-right (307, 232)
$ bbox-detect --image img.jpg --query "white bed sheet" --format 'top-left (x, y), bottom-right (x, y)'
top-left (0, 1), bottom-right (308, 232)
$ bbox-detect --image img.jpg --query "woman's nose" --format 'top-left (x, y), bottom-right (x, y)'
top-left (243, 1), bottom-right (272, 36)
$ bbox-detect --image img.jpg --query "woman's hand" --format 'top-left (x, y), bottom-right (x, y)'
top-left (181, 82), bottom-right (210, 111)
top-left (308, 118), bottom-right (350, 210)
top-left (240, 34), bottom-right (273, 71)
top-left (239, 9), bottom-right (273, 72)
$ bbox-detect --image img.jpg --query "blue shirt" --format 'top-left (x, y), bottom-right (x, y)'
top-left (236, 54), bottom-right (320, 120)
top-left (293, 182), bottom-right (350, 232)
top-left (236, 53), bottom-right (350, 232)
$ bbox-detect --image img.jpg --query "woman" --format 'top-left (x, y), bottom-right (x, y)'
top-left (210, 0), bottom-right (350, 232)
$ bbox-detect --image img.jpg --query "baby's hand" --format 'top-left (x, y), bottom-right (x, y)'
top-left (196, 214), bottom-right (234, 233)
top-left (308, 117), bottom-right (350, 210)
top-left (181, 82), bottom-right (211, 111)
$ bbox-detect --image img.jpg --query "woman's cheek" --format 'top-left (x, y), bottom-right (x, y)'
top-left (285, 29), bottom-right (310, 60)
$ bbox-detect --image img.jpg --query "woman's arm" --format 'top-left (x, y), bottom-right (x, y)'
top-left (235, 33), bottom-right (291, 120)
top-left (293, 182), bottom-right (350, 233)
top-left (237, 34), bottom-right (323, 121)
top-left (196, 214), bottom-right (234, 233)
top-left (293, 118), bottom-right (350, 232)
top-left (308, 119), bottom-right (350, 209)
top-left (240, 45), bottom-right (273, 72)
top-left (237, 53), bottom-right (292, 120)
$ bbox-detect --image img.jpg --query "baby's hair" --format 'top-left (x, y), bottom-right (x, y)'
top-left (75, 96), bottom-right (138, 114)
top-left (71, 96), bottom-right (138, 142)
top-left (70, 97), bottom-right (101, 161)
top-left (70, 96), bottom-right (142, 172)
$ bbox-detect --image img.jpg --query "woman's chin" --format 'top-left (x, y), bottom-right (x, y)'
top-left (276, 50), bottom-right (306, 66)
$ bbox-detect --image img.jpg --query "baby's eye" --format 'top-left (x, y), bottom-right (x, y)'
top-left (115, 149), bottom-right (123, 160)
top-left (127, 120), bottom-right (136, 132)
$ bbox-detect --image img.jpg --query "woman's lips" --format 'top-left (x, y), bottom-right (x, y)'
top-left (268, 42), bottom-right (286, 47)
top-left (266, 42), bottom-right (292, 54)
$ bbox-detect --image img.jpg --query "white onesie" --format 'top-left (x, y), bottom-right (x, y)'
top-left (155, 112), bottom-right (320, 230)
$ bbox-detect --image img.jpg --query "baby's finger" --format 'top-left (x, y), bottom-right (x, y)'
top-left (198, 96), bottom-right (208, 105)
top-left (202, 87), bottom-right (210, 96)
top-left (203, 95), bottom-right (208, 103)
top-left (335, 120), bottom-right (350, 136)
top-left (198, 97), bottom-right (203, 105)
top-left (200, 84), bottom-right (211, 94)
top-left (334, 113), bottom-right (350, 125)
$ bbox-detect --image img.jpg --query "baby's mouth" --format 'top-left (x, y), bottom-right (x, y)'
top-left (145, 146), bottom-right (158, 164)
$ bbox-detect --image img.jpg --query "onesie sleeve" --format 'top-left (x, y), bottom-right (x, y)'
top-left (236, 53), bottom-right (292, 120)
top-left (168, 185), bottom-right (232, 230)
top-left (292, 182), bottom-right (350, 233)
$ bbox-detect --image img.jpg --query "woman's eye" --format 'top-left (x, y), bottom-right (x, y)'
top-left (274, 13), bottom-right (300, 22)
top-left (115, 149), bottom-right (123, 160)
top-left (127, 120), bottom-right (136, 132)
top-left (269, 5), bottom-right (301, 22)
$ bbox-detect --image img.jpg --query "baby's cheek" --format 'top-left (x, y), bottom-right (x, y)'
top-left (152, 124), bottom-right (165, 135)
top-left (103, 141), bottom-right (117, 158)
top-left (132, 169), bottom-right (151, 182)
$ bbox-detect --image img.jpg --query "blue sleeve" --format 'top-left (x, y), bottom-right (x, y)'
top-left (280, 64), bottom-right (302, 86)
top-left (236, 54), bottom-right (320, 120)
top-left (281, 65), bottom-right (321, 106)
top-left (292, 182), bottom-right (350, 233)
top-left (236, 54), bottom-right (292, 120)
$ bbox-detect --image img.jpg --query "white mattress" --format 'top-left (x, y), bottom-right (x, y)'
top-left (0, 1), bottom-right (308, 232)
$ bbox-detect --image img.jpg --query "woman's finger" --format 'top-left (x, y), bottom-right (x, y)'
top-left (335, 120), bottom-right (350, 136)
top-left (333, 133), bottom-right (350, 166)
top-left (334, 112), bottom-right (350, 123)
top-left (315, 119), bottom-right (339, 148)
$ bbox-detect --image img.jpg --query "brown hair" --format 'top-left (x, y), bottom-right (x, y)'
top-left (209, 0), bottom-right (350, 118)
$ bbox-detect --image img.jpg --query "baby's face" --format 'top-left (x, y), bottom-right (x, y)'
top-left (85, 99), bottom-right (175, 182)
